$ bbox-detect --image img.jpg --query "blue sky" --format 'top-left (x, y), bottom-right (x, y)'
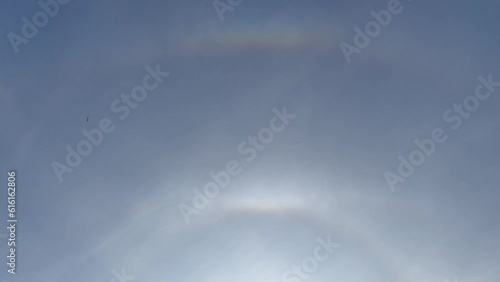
top-left (0, 0), bottom-right (499, 282)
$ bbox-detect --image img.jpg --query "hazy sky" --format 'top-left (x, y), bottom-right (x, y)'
top-left (0, 1), bottom-right (499, 282)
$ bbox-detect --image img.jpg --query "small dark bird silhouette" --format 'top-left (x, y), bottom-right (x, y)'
top-left (86, 116), bottom-right (89, 122)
